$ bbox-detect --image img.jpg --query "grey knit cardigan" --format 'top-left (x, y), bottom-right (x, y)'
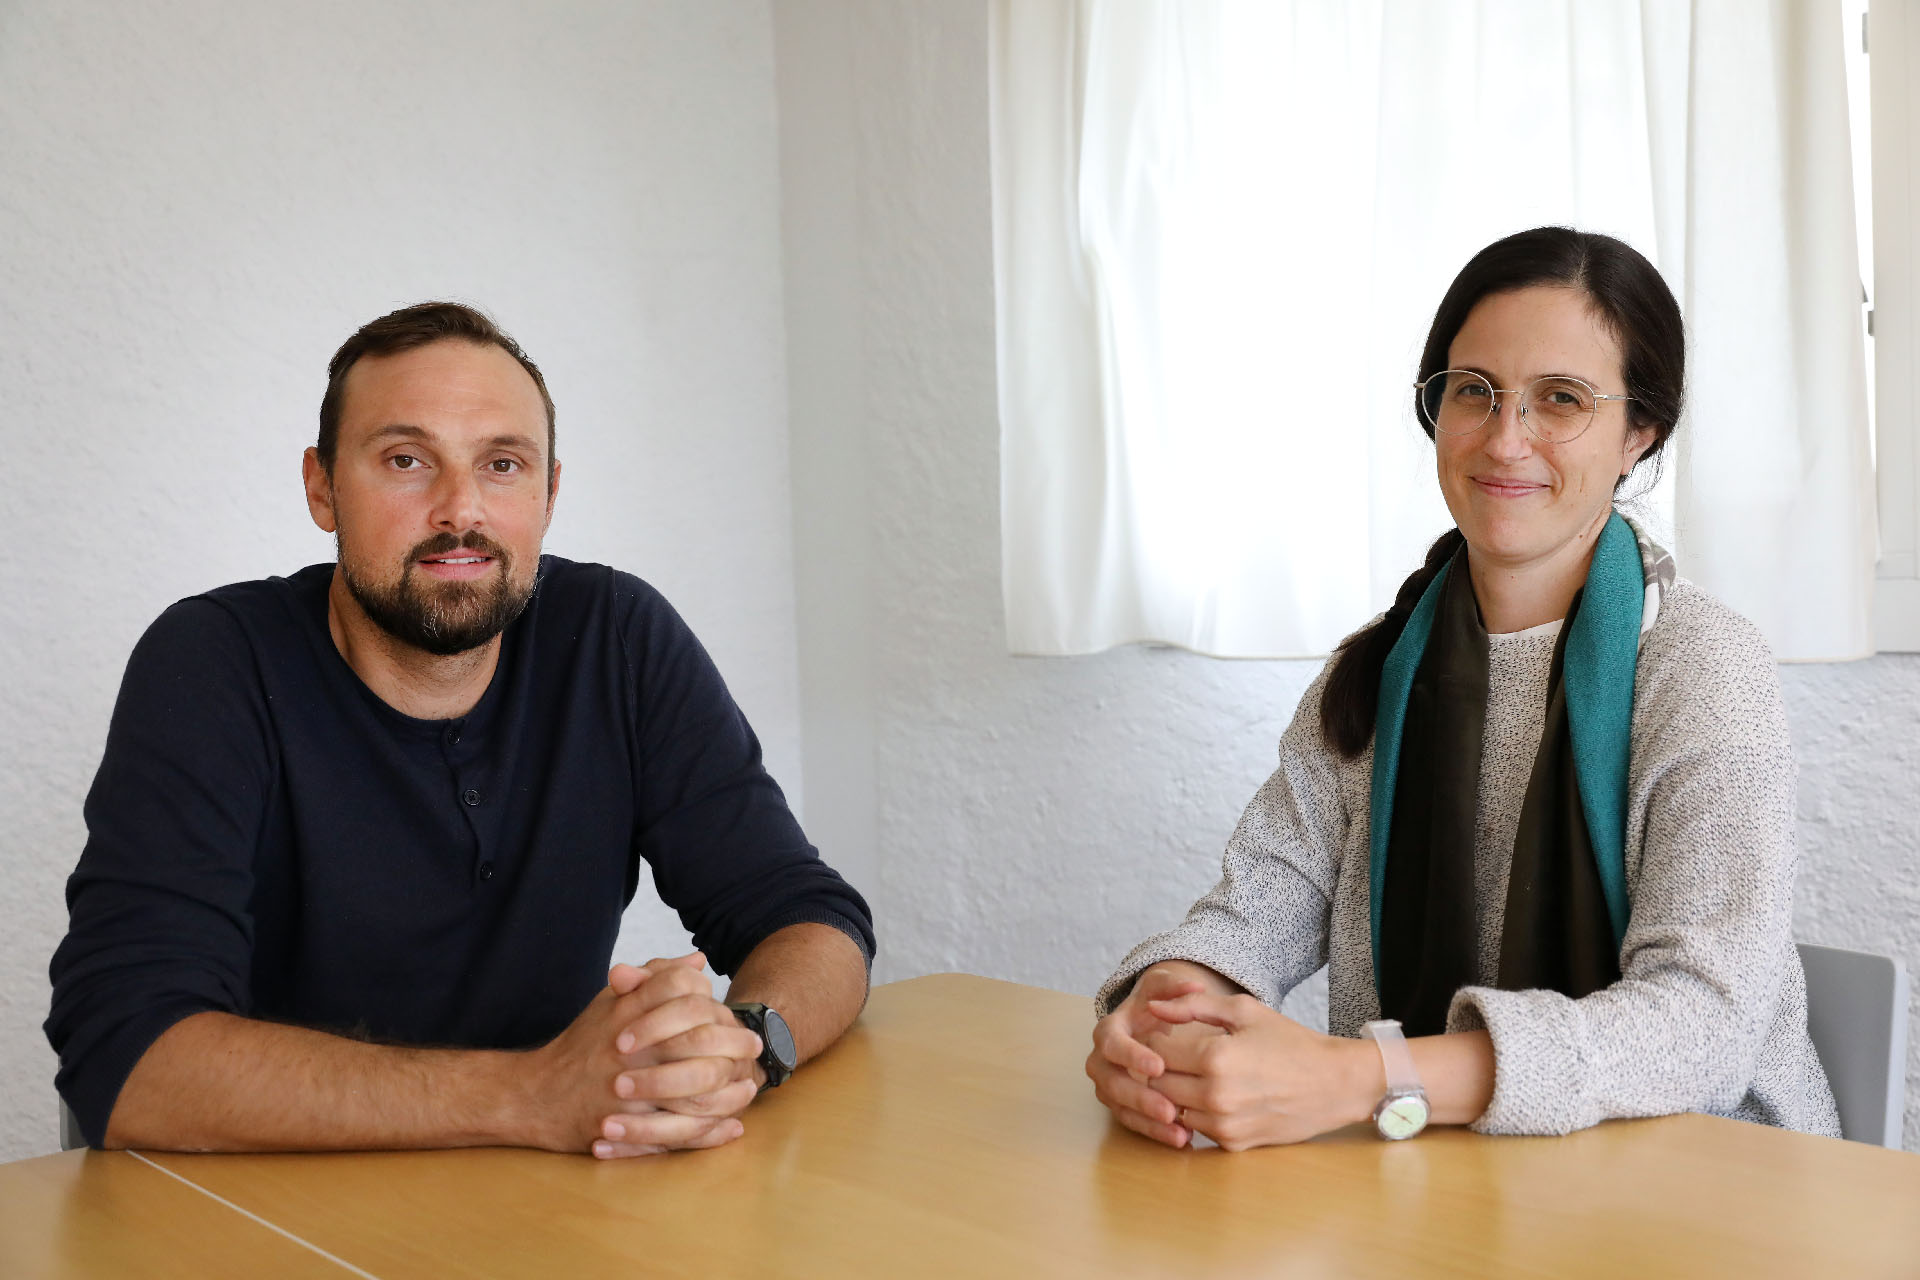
top-left (1096, 577), bottom-right (1841, 1138)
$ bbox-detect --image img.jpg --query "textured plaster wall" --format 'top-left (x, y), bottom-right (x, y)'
top-left (779, 1), bottom-right (1920, 1150)
top-left (0, 2), bottom-right (800, 1160)
top-left (1782, 656), bottom-right (1920, 1147)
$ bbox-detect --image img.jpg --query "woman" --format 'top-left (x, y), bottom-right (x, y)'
top-left (1087, 227), bottom-right (1840, 1149)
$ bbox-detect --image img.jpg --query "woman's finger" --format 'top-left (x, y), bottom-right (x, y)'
top-left (1147, 1067), bottom-right (1233, 1113)
top-left (1133, 971), bottom-right (1208, 1002)
top-left (1093, 1019), bottom-right (1166, 1079)
top-left (1145, 991), bottom-right (1255, 1033)
top-left (1088, 1054), bottom-right (1180, 1126)
top-left (1109, 1101), bottom-right (1191, 1148)
top-left (1171, 1106), bottom-right (1226, 1145)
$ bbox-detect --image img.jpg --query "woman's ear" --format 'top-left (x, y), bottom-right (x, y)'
top-left (1620, 424), bottom-right (1657, 476)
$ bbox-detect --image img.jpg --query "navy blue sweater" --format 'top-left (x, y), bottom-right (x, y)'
top-left (46, 557), bottom-right (873, 1147)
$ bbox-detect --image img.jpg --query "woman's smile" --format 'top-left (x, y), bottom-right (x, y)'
top-left (1470, 474), bottom-right (1550, 499)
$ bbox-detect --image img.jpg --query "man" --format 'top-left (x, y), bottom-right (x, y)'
top-left (46, 302), bottom-right (873, 1158)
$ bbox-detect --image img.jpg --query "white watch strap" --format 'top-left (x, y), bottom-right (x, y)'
top-left (1362, 1019), bottom-right (1422, 1094)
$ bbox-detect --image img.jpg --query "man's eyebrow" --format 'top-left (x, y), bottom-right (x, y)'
top-left (363, 424), bottom-right (543, 453)
top-left (366, 423), bottom-right (431, 443)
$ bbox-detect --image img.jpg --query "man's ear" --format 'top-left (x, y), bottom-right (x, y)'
top-left (544, 458), bottom-right (562, 532)
top-left (303, 447), bottom-right (338, 534)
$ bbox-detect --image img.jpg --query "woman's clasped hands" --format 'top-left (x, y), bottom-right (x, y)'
top-left (1086, 961), bottom-right (1375, 1151)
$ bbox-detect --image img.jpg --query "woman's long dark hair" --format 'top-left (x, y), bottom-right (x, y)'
top-left (1319, 227), bottom-right (1686, 758)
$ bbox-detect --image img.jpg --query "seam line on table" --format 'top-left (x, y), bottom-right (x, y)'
top-left (126, 1150), bottom-right (383, 1280)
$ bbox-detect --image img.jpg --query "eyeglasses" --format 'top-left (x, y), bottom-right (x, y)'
top-left (1413, 370), bottom-right (1632, 444)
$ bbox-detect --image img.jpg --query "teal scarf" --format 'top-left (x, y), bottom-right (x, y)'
top-left (1368, 513), bottom-right (1642, 1027)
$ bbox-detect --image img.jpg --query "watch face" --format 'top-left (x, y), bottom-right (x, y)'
top-left (1376, 1094), bottom-right (1430, 1141)
top-left (763, 1008), bottom-right (798, 1071)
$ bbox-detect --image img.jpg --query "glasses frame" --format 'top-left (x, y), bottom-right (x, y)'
top-left (1412, 369), bottom-right (1634, 444)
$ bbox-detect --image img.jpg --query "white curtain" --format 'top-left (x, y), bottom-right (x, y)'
top-left (991, 0), bottom-right (1876, 660)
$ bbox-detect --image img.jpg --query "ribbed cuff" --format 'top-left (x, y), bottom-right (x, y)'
top-left (1093, 944), bottom-right (1279, 1017)
top-left (1447, 985), bottom-right (1589, 1137)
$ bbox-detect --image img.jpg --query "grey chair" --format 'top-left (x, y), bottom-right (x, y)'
top-left (1798, 941), bottom-right (1911, 1148)
top-left (59, 1098), bottom-right (85, 1152)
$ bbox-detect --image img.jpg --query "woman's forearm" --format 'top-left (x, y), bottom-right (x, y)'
top-left (1341, 1028), bottom-right (1495, 1128)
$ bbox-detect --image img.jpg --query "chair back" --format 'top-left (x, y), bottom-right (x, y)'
top-left (60, 1099), bottom-right (85, 1152)
top-left (1798, 941), bottom-right (1910, 1148)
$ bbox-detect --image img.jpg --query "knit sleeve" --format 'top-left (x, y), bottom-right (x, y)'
top-left (1094, 668), bottom-right (1349, 1015)
top-left (616, 574), bottom-right (874, 975)
top-left (45, 599), bottom-right (274, 1147)
top-left (1446, 593), bottom-right (1813, 1136)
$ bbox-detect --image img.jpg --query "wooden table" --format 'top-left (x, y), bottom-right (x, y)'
top-left (5, 973), bottom-right (1919, 1278)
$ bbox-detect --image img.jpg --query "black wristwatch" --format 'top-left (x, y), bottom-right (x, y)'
top-left (727, 1002), bottom-right (797, 1091)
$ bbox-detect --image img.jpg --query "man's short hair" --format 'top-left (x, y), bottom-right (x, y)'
top-left (317, 302), bottom-right (557, 485)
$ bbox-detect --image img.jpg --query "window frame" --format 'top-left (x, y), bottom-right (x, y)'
top-left (1870, 0), bottom-right (1920, 650)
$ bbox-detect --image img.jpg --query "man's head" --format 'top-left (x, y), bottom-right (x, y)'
top-left (317, 302), bottom-right (558, 490)
top-left (304, 302), bottom-right (562, 657)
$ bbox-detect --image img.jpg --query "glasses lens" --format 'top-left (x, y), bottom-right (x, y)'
top-left (1421, 370), bottom-right (1493, 435)
top-left (1524, 377), bottom-right (1597, 442)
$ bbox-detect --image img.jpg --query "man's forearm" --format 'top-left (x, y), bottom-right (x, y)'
top-left (723, 922), bottom-right (869, 1066)
top-left (105, 1011), bottom-right (537, 1152)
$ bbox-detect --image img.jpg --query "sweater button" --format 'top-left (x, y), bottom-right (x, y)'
top-left (445, 727), bottom-right (461, 746)
top-left (462, 788), bottom-right (481, 806)
top-left (478, 861), bottom-right (494, 881)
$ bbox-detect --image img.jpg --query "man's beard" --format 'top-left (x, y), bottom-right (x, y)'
top-left (339, 529), bottom-right (539, 657)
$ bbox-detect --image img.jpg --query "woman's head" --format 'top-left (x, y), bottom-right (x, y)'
top-left (1414, 228), bottom-right (1684, 575)
top-left (1319, 228), bottom-right (1684, 757)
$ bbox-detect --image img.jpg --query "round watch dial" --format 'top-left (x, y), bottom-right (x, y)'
top-left (763, 1008), bottom-right (798, 1071)
top-left (1377, 1094), bottom-right (1430, 1141)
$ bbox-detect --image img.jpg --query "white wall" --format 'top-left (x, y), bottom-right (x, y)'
top-left (774, 0), bottom-right (1920, 1149)
top-left (773, 0), bottom-right (879, 906)
top-left (2, 0), bottom-right (1914, 1167)
top-left (0, 1), bottom-right (801, 1160)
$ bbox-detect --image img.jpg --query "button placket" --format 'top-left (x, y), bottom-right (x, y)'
top-left (441, 719), bottom-right (496, 889)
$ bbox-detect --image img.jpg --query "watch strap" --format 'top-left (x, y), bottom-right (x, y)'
top-left (727, 1001), bottom-right (794, 1090)
top-left (1362, 1019), bottom-right (1422, 1094)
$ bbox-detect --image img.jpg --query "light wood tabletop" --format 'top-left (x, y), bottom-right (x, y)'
top-left (5, 972), bottom-right (1919, 1278)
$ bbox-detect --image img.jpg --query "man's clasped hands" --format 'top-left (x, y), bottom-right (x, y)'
top-left (529, 953), bottom-right (767, 1160)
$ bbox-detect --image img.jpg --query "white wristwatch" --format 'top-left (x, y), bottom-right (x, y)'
top-left (1362, 1019), bottom-right (1430, 1140)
